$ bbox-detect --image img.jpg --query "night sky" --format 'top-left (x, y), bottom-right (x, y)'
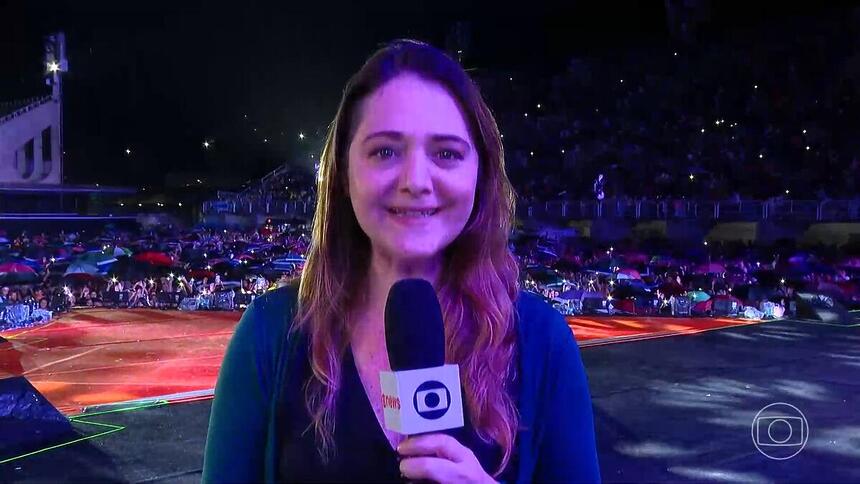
top-left (0, 1), bottom-right (840, 190)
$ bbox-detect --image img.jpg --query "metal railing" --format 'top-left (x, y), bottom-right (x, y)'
top-left (203, 197), bottom-right (860, 222)
top-left (0, 95), bottom-right (52, 125)
top-left (203, 199), bottom-right (313, 218)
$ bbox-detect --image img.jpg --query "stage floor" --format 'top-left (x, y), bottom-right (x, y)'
top-left (0, 308), bottom-right (239, 415)
top-left (4, 310), bottom-right (857, 483)
top-left (0, 307), bottom-right (764, 416)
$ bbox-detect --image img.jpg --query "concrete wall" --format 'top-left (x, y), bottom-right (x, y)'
top-left (706, 222), bottom-right (758, 244)
top-left (0, 97), bottom-right (62, 184)
top-left (801, 223), bottom-right (860, 246)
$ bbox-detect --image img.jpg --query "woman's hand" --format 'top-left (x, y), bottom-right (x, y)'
top-left (397, 433), bottom-right (496, 484)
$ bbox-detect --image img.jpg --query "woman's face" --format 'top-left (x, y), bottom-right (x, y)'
top-left (347, 74), bottom-right (479, 263)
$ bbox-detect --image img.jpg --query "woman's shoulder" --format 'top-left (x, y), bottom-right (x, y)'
top-left (243, 281), bottom-right (300, 334)
top-left (514, 289), bottom-right (574, 351)
top-left (248, 281), bottom-right (299, 311)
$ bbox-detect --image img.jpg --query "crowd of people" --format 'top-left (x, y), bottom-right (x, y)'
top-left (221, 13), bottom-right (860, 214)
top-left (8, 16), bottom-right (860, 328)
top-left (515, 233), bottom-right (860, 317)
top-left (0, 225), bottom-right (308, 330)
top-left (2, 218), bottom-right (859, 331)
top-left (483, 14), bottom-right (860, 204)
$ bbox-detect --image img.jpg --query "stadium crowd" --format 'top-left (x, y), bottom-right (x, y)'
top-left (2, 219), bottom-right (859, 331)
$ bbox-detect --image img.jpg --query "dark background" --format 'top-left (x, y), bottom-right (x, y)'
top-left (0, 1), bottom-right (849, 188)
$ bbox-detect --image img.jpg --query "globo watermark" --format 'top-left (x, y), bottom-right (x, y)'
top-left (751, 402), bottom-right (809, 460)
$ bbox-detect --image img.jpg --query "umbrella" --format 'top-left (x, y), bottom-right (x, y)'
top-left (614, 299), bottom-right (637, 314)
top-left (611, 284), bottom-right (650, 300)
top-left (64, 262), bottom-right (99, 276)
top-left (0, 272), bottom-right (39, 285)
top-left (17, 258), bottom-right (44, 271)
top-left (692, 299), bottom-right (713, 314)
top-left (558, 289), bottom-right (602, 300)
top-left (657, 281), bottom-right (686, 297)
top-left (134, 251), bottom-right (174, 266)
top-left (77, 251), bottom-right (118, 267)
top-left (687, 290), bottom-right (711, 303)
top-left (0, 262), bottom-right (37, 274)
top-left (188, 269), bottom-right (216, 279)
top-left (788, 252), bottom-right (813, 265)
top-left (109, 247), bottom-right (133, 257)
top-left (712, 294), bottom-right (743, 305)
top-left (616, 268), bottom-right (641, 280)
top-left (535, 249), bottom-right (559, 265)
top-left (23, 246), bottom-right (50, 259)
top-left (649, 255), bottom-right (676, 267)
top-left (63, 272), bottom-right (102, 286)
top-left (693, 263), bottom-right (726, 274)
top-left (584, 260), bottom-right (614, 274)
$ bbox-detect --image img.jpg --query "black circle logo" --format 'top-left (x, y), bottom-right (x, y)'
top-left (413, 380), bottom-right (451, 420)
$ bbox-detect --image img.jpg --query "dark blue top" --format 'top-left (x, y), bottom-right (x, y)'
top-left (276, 341), bottom-right (517, 482)
top-left (202, 284), bottom-right (600, 483)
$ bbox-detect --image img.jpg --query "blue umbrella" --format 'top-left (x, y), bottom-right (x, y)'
top-left (64, 261), bottom-right (99, 276)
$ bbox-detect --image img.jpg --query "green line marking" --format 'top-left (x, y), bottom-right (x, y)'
top-left (0, 420), bottom-right (123, 464)
top-left (1, 400), bottom-right (171, 464)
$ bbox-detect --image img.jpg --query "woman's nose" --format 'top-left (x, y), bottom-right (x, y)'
top-left (398, 150), bottom-right (433, 195)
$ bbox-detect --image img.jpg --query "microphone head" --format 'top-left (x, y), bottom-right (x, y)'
top-left (384, 278), bottom-right (445, 371)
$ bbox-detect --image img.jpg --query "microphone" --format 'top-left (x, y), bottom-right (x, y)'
top-left (379, 279), bottom-right (465, 436)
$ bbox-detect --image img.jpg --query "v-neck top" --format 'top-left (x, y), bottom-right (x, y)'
top-left (202, 284), bottom-right (600, 483)
top-left (276, 340), bottom-right (519, 482)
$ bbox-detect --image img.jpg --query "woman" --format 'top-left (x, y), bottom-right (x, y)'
top-left (203, 40), bottom-right (599, 483)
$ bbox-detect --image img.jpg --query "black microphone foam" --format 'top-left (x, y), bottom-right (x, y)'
top-left (384, 278), bottom-right (445, 371)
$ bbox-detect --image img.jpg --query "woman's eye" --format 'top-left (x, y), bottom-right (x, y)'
top-left (438, 149), bottom-right (464, 161)
top-left (371, 147), bottom-right (396, 160)
top-left (371, 147), bottom-right (463, 162)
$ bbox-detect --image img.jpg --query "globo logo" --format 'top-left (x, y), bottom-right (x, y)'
top-left (413, 380), bottom-right (451, 420)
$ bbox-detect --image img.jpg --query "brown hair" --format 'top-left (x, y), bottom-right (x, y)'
top-left (292, 39), bottom-right (521, 477)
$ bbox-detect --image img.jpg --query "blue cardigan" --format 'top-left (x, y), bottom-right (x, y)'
top-left (202, 285), bottom-right (600, 483)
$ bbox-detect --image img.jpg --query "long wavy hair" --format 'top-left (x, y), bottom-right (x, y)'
top-left (292, 39), bottom-right (521, 477)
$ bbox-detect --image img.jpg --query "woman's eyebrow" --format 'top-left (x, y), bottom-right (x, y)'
top-left (362, 130), bottom-right (471, 147)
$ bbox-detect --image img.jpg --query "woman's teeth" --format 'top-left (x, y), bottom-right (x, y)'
top-left (388, 208), bottom-right (439, 217)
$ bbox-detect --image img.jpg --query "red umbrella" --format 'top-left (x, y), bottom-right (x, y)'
top-left (134, 251), bottom-right (174, 266)
top-left (692, 299), bottom-right (713, 314)
top-left (0, 262), bottom-right (36, 274)
top-left (188, 269), bottom-right (215, 279)
top-left (693, 263), bottom-right (726, 274)
top-left (713, 294), bottom-right (742, 304)
top-left (614, 299), bottom-right (637, 314)
top-left (658, 282), bottom-right (686, 297)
